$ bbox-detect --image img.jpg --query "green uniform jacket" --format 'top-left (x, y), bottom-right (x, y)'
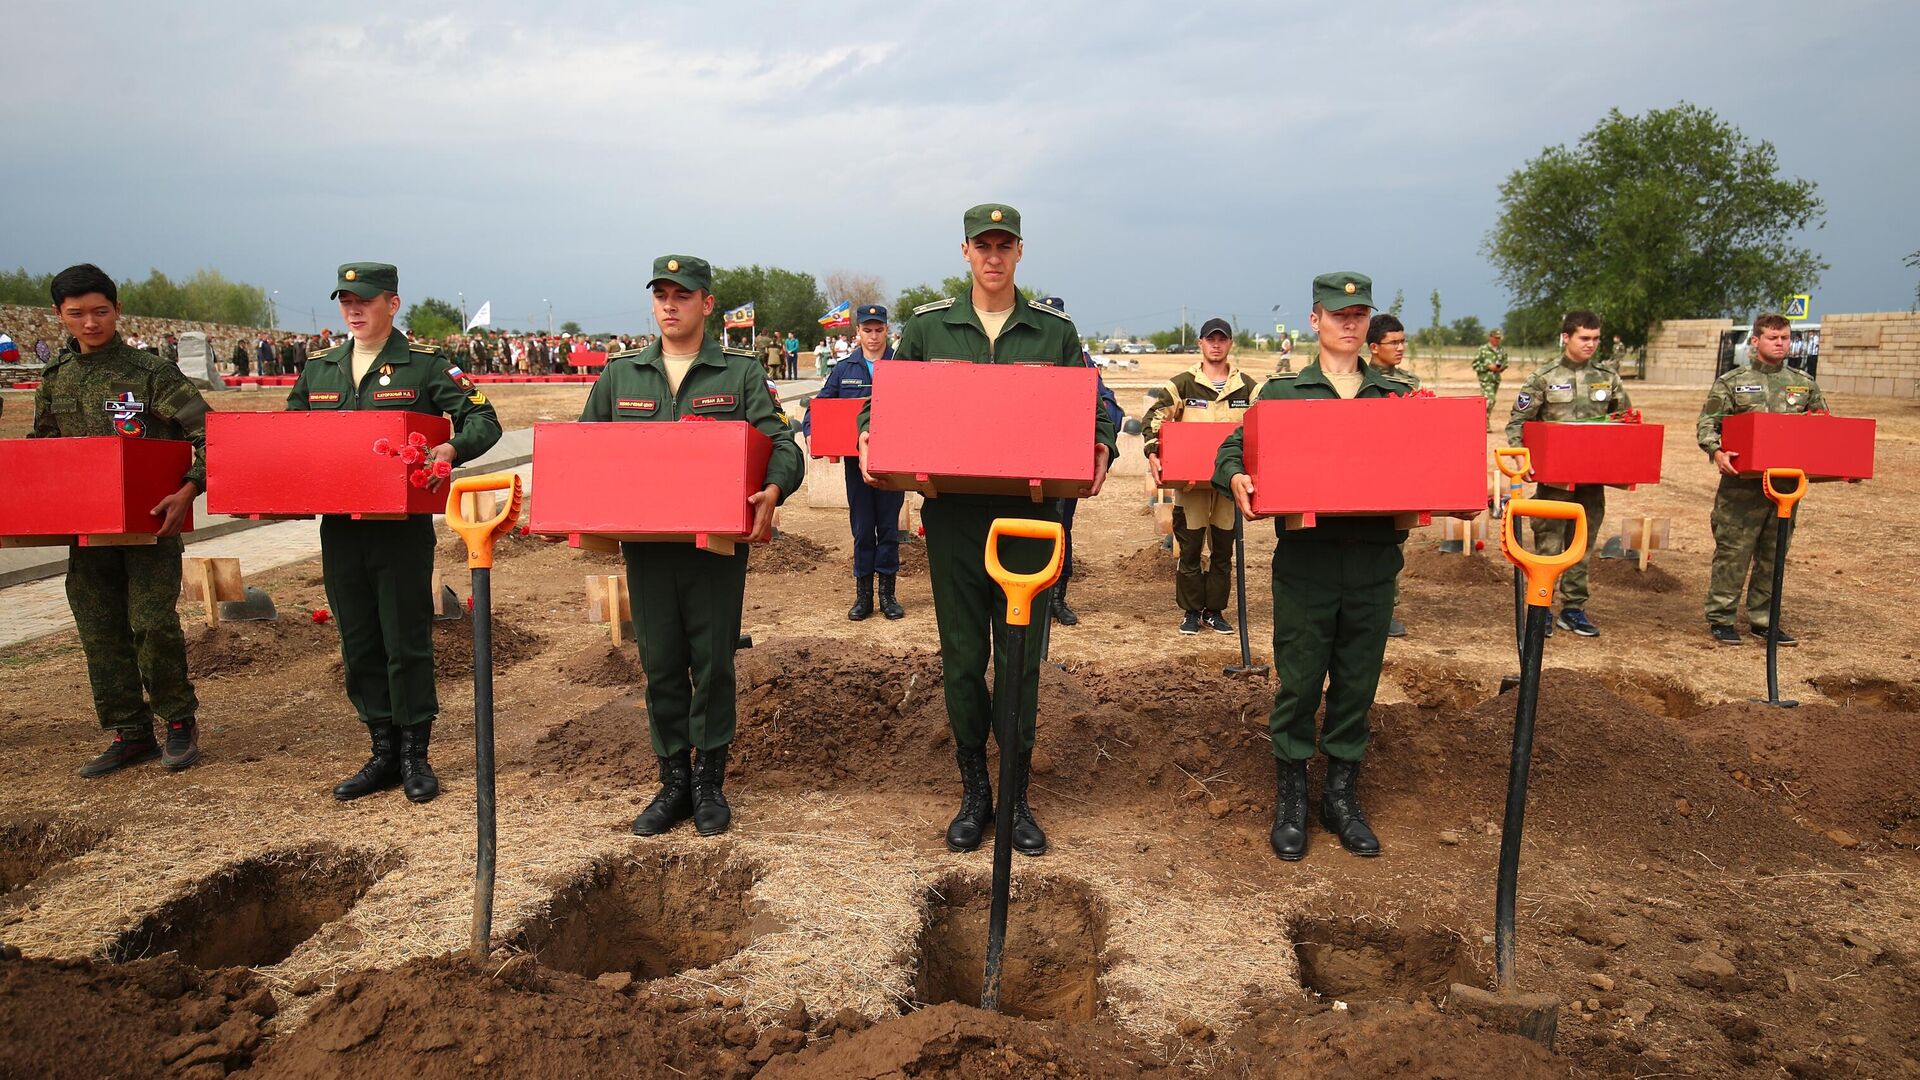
top-left (1367, 361), bottom-right (1420, 389)
top-left (31, 334), bottom-right (210, 490)
top-left (1503, 356), bottom-right (1632, 447)
top-left (286, 334), bottom-right (502, 464)
top-left (1471, 344), bottom-right (1509, 378)
top-left (856, 293), bottom-right (1119, 461)
top-left (1212, 361), bottom-right (1416, 544)
top-left (1696, 359), bottom-right (1829, 455)
top-left (578, 338), bottom-right (803, 499)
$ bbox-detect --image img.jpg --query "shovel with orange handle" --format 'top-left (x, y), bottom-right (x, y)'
top-left (445, 472), bottom-right (524, 960)
top-left (979, 517), bottom-right (1065, 1013)
top-left (1757, 468), bottom-right (1807, 708)
top-left (1450, 496), bottom-right (1586, 1049)
top-left (1494, 448), bottom-right (1533, 693)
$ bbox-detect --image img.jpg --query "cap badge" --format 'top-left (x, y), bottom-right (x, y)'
top-left (667, 259), bottom-right (680, 272)
top-left (1344, 282), bottom-right (1356, 294)
top-left (344, 269), bottom-right (357, 281)
top-left (990, 209), bottom-right (1003, 222)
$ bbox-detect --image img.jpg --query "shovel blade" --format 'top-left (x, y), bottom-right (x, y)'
top-left (433, 584), bottom-right (465, 622)
top-left (1447, 984), bottom-right (1558, 1049)
top-left (1597, 535), bottom-right (1627, 560)
top-left (1437, 540), bottom-right (1465, 554)
top-left (218, 586), bottom-right (279, 622)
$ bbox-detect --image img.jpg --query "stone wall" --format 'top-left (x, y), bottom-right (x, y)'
top-left (1642, 317), bottom-right (1732, 385)
top-left (1814, 312), bottom-right (1920, 399)
top-left (0, 304), bottom-right (273, 366)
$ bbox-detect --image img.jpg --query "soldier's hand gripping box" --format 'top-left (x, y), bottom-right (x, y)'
top-left (863, 360), bottom-right (1097, 501)
top-left (205, 412), bottom-right (454, 518)
top-left (806, 397), bottom-right (864, 461)
top-left (1156, 422), bottom-right (1238, 490)
top-left (1720, 412), bottom-right (1875, 481)
top-left (1521, 420), bottom-right (1665, 488)
top-left (530, 421), bottom-right (773, 551)
top-left (1244, 396), bottom-right (1485, 526)
top-left (0, 436), bottom-right (195, 545)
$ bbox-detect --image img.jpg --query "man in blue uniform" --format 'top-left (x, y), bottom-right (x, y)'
top-left (808, 304), bottom-right (906, 620)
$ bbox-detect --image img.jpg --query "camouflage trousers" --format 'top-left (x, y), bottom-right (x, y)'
top-left (66, 537), bottom-right (198, 734)
top-left (1528, 484), bottom-right (1605, 609)
top-left (1706, 477), bottom-right (1791, 631)
top-left (1477, 373), bottom-right (1501, 428)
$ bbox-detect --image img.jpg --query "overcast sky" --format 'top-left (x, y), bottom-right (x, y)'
top-left (6, 0), bottom-right (1915, 336)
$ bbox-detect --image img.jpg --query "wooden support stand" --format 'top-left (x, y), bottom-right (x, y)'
top-left (1623, 516), bottom-right (1670, 572)
top-left (180, 557), bottom-right (247, 628)
top-left (585, 573), bottom-right (632, 648)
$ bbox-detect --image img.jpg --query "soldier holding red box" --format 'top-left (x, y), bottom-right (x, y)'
top-left (582, 255), bottom-right (803, 839)
top-left (858, 203), bottom-right (1117, 858)
top-left (1696, 312), bottom-right (1829, 646)
top-left (291, 262), bottom-right (502, 806)
top-left (31, 264), bottom-right (209, 777)
top-left (1503, 310), bottom-right (1630, 638)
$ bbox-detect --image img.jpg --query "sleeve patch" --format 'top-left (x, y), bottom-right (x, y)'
top-left (1512, 392), bottom-right (1533, 412)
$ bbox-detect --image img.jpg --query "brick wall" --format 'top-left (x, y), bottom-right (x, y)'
top-left (1815, 312), bottom-right (1920, 399)
top-left (1642, 317), bottom-right (1732, 385)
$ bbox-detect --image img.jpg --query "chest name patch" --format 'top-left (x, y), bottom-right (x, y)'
top-left (617, 398), bottom-right (657, 411)
top-left (308, 391), bottom-right (343, 403)
top-left (1734, 384), bottom-right (1764, 394)
top-left (1547, 383), bottom-right (1573, 393)
top-left (691, 394), bottom-right (737, 410)
top-left (371, 388), bottom-right (417, 402)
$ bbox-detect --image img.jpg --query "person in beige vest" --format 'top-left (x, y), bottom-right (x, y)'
top-left (1143, 318), bottom-right (1256, 635)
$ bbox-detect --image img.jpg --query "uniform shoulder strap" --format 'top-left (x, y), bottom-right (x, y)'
top-left (912, 298), bottom-right (957, 315)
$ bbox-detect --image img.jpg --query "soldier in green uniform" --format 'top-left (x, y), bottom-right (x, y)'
top-left (31, 264), bottom-right (208, 776)
top-left (1503, 310), bottom-right (1629, 637)
top-left (1366, 313), bottom-right (1416, 638)
top-left (857, 204), bottom-right (1117, 857)
top-left (583, 255), bottom-right (802, 838)
top-left (1471, 329), bottom-right (1508, 432)
top-left (289, 263), bottom-right (502, 804)
top-left (1696, 312), bottom-right (1829, 646)
top-left (1215, 272), bottom-right (1414, 862)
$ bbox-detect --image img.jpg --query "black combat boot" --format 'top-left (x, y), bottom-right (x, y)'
top-left (1050, 581), bottom-right (1080, 626)
top-left (877, 573), bottom-right (906, 620)
top-left (1009, 751), bottom-right (1048, 856)
top-left (945, 746), bottom-right (993, 852)
top-left (80, 727), bottom-right (160, 779)
top-left (632, 750), bottom-right (694, 835)
top-left (398, 722), bottom-right (439, 803)
top-left (332, 723), bottom-right (402, 800)
top-left (1270, 758), bottom-right (1309, 861)
top-left (692, 745), bottom-right (732, 836)
top-left (847, 575), bottom-right (875, 621)
top-left (1320, 759), bottom-right (1381, 856)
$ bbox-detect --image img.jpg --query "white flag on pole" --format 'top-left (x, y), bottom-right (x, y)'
top-left (466, 301), bottom-right (492, 331)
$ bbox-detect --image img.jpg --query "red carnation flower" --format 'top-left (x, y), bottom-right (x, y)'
top-left (311, 609), bottom-right (332, 624)
top-left (407, 431), bottom-right (429, 448)
top-left (372, 437), bottom-right (392, 455)
top-left (409, 469), bottom-right (430, 488)
top-left (399, 446), bottom-right (424, 464)
top-left (432, 460), bottom-right (453, 478)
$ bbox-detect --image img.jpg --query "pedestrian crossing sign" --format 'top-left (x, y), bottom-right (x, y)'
top-left (1275, 323), bottom-right (1286, 336)
top-left (1784, 294), bottom-right (1811, 320)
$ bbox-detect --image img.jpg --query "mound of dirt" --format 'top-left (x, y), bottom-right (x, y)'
top-left (556, 643), bottom-right (645, 688)
top-left (1401, 545), bottom-right (1509, 587)
top-left (1111, 541), bottom-right (1176, 582)
top-left (431, 615), bottom-right (544, 677)
top-left (895, 539), bottom-right (928, 577)
top-left (1214, 989), bottom-right (1564, 1080)
top-left (435, 523), bottom-right (545, 563)
top-left (750, 533), bottom-right (830, 575)
top-left (186, 618), bottom-right (336, 679)
top-left (0, 952), bottom-right (270, 1079)
top-left (761, 1001), bottom-right (1155, 1079)
top-left (1590, 556), bottom-right (1683, 593)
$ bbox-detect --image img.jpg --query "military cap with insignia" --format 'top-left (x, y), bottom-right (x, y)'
top-left (857, 303), bottom-right (889, 324)
top-left (332, 262), bottom-right (399, 299)
top-left (1312, 271), bottom-right (1374, 311)
top-left (964, 203), bottom-right (1021, 239)
top-left (1034, 295), bottom-right (1067, 313)
top-left (648, 254), bottom-right (712, 292)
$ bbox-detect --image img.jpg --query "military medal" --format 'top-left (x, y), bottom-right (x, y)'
top-left (379, 375), bottom-right (391, 386)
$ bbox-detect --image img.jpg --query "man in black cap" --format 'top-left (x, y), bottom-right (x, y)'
top-left (807, 303), bottom-right (906, 620)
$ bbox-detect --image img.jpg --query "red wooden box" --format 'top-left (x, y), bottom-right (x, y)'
top-left (807, 397), bottom-right (864, 460)
top-left (1157, 422), bottom-right (1238, 490)
top-left (1244, 396), bottom-right (1485, 525)
top-left (1522, 421), bottom-right (1665, 488)
top-left (530, 421), bottom-right (773, 549)
top-left (0, 436), bottom-right (195, 544)
top-left (1720, 412), bottom-right (1875, 481)
top-left (864, 360), bottom-right (1097, 500)
top-left (205, 412), bottom-right (452, 518)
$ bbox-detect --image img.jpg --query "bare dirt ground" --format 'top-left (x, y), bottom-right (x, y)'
top-left (2, 380), bottom-right (1918, 1079)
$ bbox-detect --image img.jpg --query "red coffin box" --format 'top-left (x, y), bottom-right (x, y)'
top-left (0, 437), bottom-right (195, 541)
top-left (1245, 396), bottom-right (1485, 521)
top-left (530, 421), bottom-right (772, 545)
top-left (205, 412), bottom-right (452, 518)
top-left (1720, 412), bottom-right (1875, 481)
top-left (1157, 422), bottom-right (1238, 489)
top-left (1522, 421), bottom-right (1665, 488)
top-left (567, 349), bottom-right (609, 370)
top-left (865, 360), bottom-right (1097, 499)
top-left (807, 397), bottom-right (864, 460)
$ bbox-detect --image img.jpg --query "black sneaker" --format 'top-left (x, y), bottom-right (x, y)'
top-left (1709, 624), bottom-right (1743, 646)
top-left (1202, 610), bottom-right (1234, 635)
top-left (80, 731), bottom-right (161, 778)
top-left (1555, 608), bottom-right (1599, 637)
top-left (162, 720), bottom-right (201, 771)
top-left (1751, 626), bottom-right (1798, 646)
top-left (1179, 611), bottom-right (1202, 635)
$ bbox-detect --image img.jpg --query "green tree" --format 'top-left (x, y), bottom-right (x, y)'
top-left (1502, 302), bottom-right (1561, 347)
top-left (710, 264), bottom-right (827, 347)
top-left (560, 320), bottom-right (583, 336)
top-left (1149, 323), bottom-right (1197, 350)
top-left (1485, 102), bottom-right (1825, 350)
top-left (0, 268), bottom-right (54, 306)
top-left (1386, 289), bottom-right (1405, 320)
top-left (404, 297), bottom-right (463, 339)
top-left (893, 275), bottom-right (1042, 324)
top-left (1448, 315), bottom-right (1486, 346)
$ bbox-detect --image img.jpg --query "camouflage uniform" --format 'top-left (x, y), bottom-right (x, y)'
top-left (1696, 359), bottom-right (1829, 632)
top-left (1504, 356), bottom-right (1631, 610)
top-left (30, 334), bottom-right (207, 735)
top-left (1141, 363), bottom-right (1256, 614)
top-left (1471, 342), bottom-right (1508, 430)
top-left (1368, 361), bottom-right (1420, 390)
